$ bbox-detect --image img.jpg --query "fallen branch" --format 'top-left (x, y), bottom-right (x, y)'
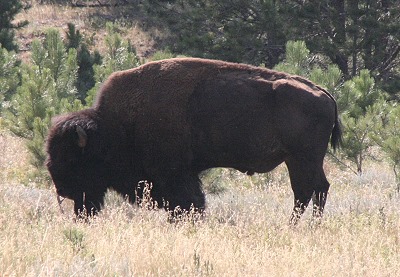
top-left (327, 151), bottom-right (359, 175)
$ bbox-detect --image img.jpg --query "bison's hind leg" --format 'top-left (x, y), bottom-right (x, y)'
top-left (311, 170), bottom-right (331, 219)
top-left (286, 157), bottom-right (330, 225)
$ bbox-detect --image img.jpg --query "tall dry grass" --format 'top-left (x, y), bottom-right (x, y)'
top-left (1, 133), bottom-right (399, 276)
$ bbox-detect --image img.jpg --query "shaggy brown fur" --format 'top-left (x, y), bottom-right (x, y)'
top-left (46, 58), bottom-right (341, 222)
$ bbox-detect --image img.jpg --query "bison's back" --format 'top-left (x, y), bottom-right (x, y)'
top-left (93, 58), bottom-right (336, 175)
top-left (94, 58), bottom-right (290, 128)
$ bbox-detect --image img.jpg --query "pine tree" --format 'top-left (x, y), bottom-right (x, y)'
top-left (86, 22), bottom-right (141, 106)
top-left (65, 23), bottom-right (101, 102)
top-left (339, 70), bottom-right (388, 174)
top-left (274, 41), bottom-right (342, 93)
top-left (145, 0), bottom-right (286, 67)
top-left (282, 0), bottom-right (400, 90)
top-left (371, 105), bottom-right (400, 189)
top-left (0, 46), bottom-right (20, 107)
top-left (0, 0), bottom-right (28, 51)
top-left (5, 29), bottom-right (83, 168)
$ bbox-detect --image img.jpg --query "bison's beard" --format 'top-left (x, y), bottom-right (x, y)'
top-left (57, 195), bottom-right (65, 214)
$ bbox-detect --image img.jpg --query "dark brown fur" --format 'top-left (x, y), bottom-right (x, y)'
top-left (46, 58), bottom-right (341, 222)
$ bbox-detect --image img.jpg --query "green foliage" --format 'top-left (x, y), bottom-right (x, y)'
top-left (274, 41), bottom-right (310, 77)
top-left (149, 50), bottom-right (177, 61)
top-left (274, 41), bottom-right (310, 76)
top-left (7, 64), bottom-right (55, 138)
top-left (63, 227), bottom-right (86, 254)
top-left (145, 0), bottom-right (286, 67)
top-left (0, 0), bottom-right (28, 51)
top-left (65, 23), bottom-right (82, 50)
top-left (5, 29), bottom-right (83, 168)
top-left (309, 65), bottom-right (343, 96)
top-left (338, 70), bottom-right (381, 118)
top-left (28, 115), bottom-right (53, 168)
top-left (277, 1), bottom-right (400, 81)
top-left (145, 0), bottom-right (399, 95)
top-left (0, 46), bottom-right (20, 107)
top-left (274, 41), bottom-right (342, 94)
top-left (340, 101), bottom-right (386, 174)
top-left (65, 23), bottom-right (102, 102)
top-left (371, 104), bottom-right (400, 186)
top-left (338, 70), bottom-right (389, 174)
top-left (86, 22), bottom-right (141, 106)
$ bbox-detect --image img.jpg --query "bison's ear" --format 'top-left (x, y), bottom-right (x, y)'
top-left (76, 126), bottom-right (87, 148)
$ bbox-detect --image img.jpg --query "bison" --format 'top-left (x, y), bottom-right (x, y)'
top-left (46, 58), bottom-right (341, 223)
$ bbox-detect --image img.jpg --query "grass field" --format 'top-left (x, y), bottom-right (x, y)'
top-left (1, 133), bottom-right (399, 276)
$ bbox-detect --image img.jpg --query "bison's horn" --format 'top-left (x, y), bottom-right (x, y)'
top-left (76, 125), bottom-right (87, 148)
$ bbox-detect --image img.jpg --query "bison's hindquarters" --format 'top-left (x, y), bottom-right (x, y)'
top-left (273, 79), bottom-right (337, 224)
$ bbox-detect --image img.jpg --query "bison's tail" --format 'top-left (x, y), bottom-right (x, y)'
top-left (330, 99), bottom-right (342, 151)
top-left (291, 76), bottom-right (342, 151)
top-left (314, 83), bottom-right (342, 151)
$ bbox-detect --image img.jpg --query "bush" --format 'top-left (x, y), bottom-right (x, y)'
top-left (4, 29), bottom-right (83, 168)
top-left (338, 70), bottom-right (388, 174)
top-left (85, 22), bottom-right (141, 106)
top-left (371, 104), bottom-right (400, 189)
top-left (0, 46), bottom-right (20, 109)
top-left (65, 23), bottom-right (102, 102)
top-left (0, 0), bottom-right (28, 51)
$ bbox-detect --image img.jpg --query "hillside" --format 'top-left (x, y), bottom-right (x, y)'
top-left (14, 1), bottom-right (164, 62)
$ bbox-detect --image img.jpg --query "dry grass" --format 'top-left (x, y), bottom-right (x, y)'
top-left (0, 132), bottom-right (32, 185)
top-left (1, 133), bottom-right (399, 276)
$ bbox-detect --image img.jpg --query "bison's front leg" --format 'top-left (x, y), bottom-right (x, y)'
top-left (174, 173), bottom-right (205, 212)
top-left (74, 192), bottom-right (105, 217)
top-left (154, 172), bottom-right (206, 216)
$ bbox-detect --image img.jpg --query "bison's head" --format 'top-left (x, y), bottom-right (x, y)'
top-left (46, 109), bottom-right (110, 216)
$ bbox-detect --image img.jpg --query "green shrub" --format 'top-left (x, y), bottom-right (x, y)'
top-left (85, 22), bottom-right (141, 106)
top-left (0, 46), bottom-right (20, 107)
top-left (65, 23), bottom-right (102, 102)
top-left (4, 29), bottom-right (83, 168)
